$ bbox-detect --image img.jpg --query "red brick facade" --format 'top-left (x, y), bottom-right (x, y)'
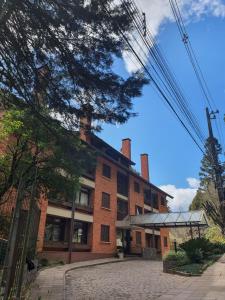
top-left (36, 133), bottom-right (171, 263)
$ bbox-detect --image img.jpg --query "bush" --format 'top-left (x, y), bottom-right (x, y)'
top-left (180, 238), bottom-right (212, 262)
top-left (204, 226), bottom-right (225, 245)
top-left (163, 250), bottom-right (189, 266)
top-left (39, 258), bottom-right (48, 267)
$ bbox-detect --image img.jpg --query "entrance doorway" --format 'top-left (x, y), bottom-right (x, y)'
top-left (116, 229), bottom-right (131, 254)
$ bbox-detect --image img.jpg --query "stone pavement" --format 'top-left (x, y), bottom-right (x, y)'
top-left (65, 255), bottom-right (225, 300)
top-left (29, 257), bottom-right (124, 300)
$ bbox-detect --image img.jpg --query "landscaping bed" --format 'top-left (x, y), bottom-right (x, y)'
top-left (172, 254), bottom-right (221, 276)
top-left (163, 238), bottom-right (225, 276)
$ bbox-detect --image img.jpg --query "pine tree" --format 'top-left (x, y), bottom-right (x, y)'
top-left (193, 137), bottom-right (225, 234)
top-left (199, 137), bottom-right (224, 189)
top-left (0, 0), bottom-right (148, 129)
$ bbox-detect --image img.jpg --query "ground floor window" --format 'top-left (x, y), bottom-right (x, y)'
top-left (44, 216), bottom-right (66, 242)
top-left (73, 221), bottom-right (88, 244)
top-left (101, 225), bottom-right (110, 242)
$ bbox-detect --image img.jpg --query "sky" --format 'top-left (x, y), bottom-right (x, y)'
top-left (98, 0), bottom-right (225, 211)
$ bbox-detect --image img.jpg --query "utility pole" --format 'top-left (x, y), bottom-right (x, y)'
top-left (68, 190), bottom-right (77, 264)
top-left (206, 107), bottom-right (225, 228)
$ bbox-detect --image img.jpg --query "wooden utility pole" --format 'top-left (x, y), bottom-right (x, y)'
top-left (206, 107), bottom-right (225, 228)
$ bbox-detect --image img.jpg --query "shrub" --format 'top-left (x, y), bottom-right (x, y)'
top-left (163, 250), bottom-right (189, 266)
top-left (180, 238), bottom-right (212, 262)
top-left (39, 258), bottom-right (48, 267)
top-left (204, 226), bottom-right (225, 245)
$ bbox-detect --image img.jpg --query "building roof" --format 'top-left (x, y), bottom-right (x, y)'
top-left (90, 134), bottom-right (136, 166)
top-left (130, 210), bottom-right (209, 228)
top-left (89, 134), bottom-right (173, 199)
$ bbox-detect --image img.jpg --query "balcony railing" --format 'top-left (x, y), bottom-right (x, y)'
top-left (43, 241), bottom-right (91, 252)
top-left (55, 200), bottom-right (93, 214)
top-left (75, 202), bottom-right (93, 214)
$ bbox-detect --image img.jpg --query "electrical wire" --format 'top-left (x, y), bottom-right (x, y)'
top-left (102, 1), bottom-right (205, 153)
top-left (169, 0), bottom-right (225, 153)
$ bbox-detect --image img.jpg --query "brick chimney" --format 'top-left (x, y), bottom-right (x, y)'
top-left (121, 138), bottom-right (131, 160)
top-left (141, 153), bottom-right (149, 182)
top-left (80, 116), bottom-right (91, 142)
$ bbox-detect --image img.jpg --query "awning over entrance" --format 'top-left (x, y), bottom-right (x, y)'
top-left (130, 210), bottom-right (208, 228)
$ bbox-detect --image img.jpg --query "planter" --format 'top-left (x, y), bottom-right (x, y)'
top-left (118, 252), bottom-right (124, 259)
top-left (163, 260), bottom-right (177, 273)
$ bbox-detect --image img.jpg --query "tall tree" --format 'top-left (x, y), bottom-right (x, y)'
top-left (0, 99), bottom-right (95, 206)
top-left (0, 0), bottom-right (148, 129)
top-left (191, 137), bottom-right (225, 233)
top-left (199, 137), bottom-right (224, 189)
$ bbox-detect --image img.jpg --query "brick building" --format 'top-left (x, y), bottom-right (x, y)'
top-left (37, 126), bottom-right (172, 263)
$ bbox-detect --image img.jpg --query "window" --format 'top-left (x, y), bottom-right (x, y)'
top-left (164, 237), bottom-right (168, 247)
top-left (101, 225), bottom-right (110, 242)
top-left (73, 221), bottom-right (88, 244)
top-left (144, 189), bottom-right (151, 206)
top-left (102, 192), bottom-right (110, 209)
top-left (134, 181), bottom-right (140, 193)
top-left (102, 163), bottom-right (111, 178)
top-left (136, 232), bottom-right (142, 245)
top-left (117, 199), bottom-right (128, 220)
top-left (44, 216), bottom-right (66, 242)
top-left (117, 172), bottom-right (128, 196)
top-left (75, 189), bottom-right (90, 207)
top-left (135, 205), bottom-right (143, 215)
top-left (152, 191), bottom-right (159, 209)
top-left (161, 196), bottom-right (166, 206)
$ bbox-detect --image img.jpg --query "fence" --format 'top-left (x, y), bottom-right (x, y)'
top-left (0, 189), bottom-right (40, 299)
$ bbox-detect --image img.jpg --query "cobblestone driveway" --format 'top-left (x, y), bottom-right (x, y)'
top-left (65, 260), bottom-right (188, 299)
top-left (65, 257), bottom-right (225, 300)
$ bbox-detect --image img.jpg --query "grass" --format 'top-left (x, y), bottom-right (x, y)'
top-left (173, 254), bottom-right (222, 276)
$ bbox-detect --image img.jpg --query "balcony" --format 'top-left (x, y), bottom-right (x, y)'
top-left (44, 241), bottom-right (91, 252)
top-left (75, 202), bottom-right (93, 214)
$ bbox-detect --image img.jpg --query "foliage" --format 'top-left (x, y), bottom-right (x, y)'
top-left (0, 214), bottom-right (11, 238)
top-left (204, 226), bottom-right (225, 245)
top-left (199, 138), bottom-right (224, 189)
top-left (0, 0), bottom-right (148, 129)
top-left (175, 263), bottom-right (204, 275)
top-left (189, 190), bottom-right (206, 211)
top-left (189, 181), bottom-right (225, 233)
top-left (174, 254), bottom-right (221, 276)
top-left (180, 238), bottom-right (212, 262)
top-left (163, 250), bottom-right (189, 266)
top-left (0, 101), bottom-right (95, 205)
top-left (196, 136), bottom-right (225, 233)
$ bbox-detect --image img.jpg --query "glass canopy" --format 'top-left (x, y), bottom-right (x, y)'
top-left (130, 210), bottom-right (208, 228)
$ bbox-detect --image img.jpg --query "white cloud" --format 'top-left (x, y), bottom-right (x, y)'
top-left (123, 0), bottom-right (225, 72)
top-left (186, 177), bottom-right (200, 189)
top-left (159, 177), bottom-right (200, 212)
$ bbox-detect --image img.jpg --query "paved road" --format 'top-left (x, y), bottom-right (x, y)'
top-left (65, 256), bottom-right (225, 300)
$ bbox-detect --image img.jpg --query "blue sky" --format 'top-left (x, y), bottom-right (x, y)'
top-left (98, 0), bottom-right (225, 210)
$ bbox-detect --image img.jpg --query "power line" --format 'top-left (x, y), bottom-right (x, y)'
top-left (126, 0), bottom-right (206, 145)
top-left (102, 1), bottom-right (205, 153)
top-left (169, 0), bottom-right (225, 153)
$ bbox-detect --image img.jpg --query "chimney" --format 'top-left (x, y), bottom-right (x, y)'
top-left (121, 138), bottom-right (131, 160)
top-left (141, 153), bottom-right (149, 182)
top-left (80, 116), bottom-right (91, 142)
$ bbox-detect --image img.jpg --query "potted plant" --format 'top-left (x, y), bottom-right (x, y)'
top-left (117, 246), bottom-right (124, 259)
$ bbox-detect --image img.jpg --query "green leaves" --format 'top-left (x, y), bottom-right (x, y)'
top-left (0, 0), bottom-right (148, 128)
top-left (0, 101), bottom-right (96, 204)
